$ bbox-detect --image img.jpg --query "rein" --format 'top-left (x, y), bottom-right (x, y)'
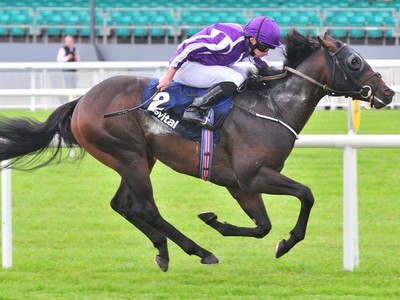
top-left (285, 66), bottom-right (378, 100)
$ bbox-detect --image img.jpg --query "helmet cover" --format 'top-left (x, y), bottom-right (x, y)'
top-left (244, 16), bottom-right (282, 48)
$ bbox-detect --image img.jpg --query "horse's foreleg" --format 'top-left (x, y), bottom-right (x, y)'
top-left (198, 188), bottom-right (272, 238)
top-left (110, 180), bottom-right (170, 272)
top-left (246, 167), bottom-right (315, 258)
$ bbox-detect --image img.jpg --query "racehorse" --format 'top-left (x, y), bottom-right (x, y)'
top-left (0, 30), bottom-right (394, 272)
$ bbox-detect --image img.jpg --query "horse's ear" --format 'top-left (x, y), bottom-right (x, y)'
top-left (317, 34), bottom-right (336, 52)
top-left (323, 32), bottom-right (336, 42)
top-left (317, 35), bottom-right (327, 48)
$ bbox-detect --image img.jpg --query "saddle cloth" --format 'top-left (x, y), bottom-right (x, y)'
top-left (141, 78), bottom-right (232, 142)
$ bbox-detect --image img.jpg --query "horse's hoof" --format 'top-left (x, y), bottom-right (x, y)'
top-left (198, 212), bottom-right (217, 224)
top-left (154, 255), bottom-right (169, 272)
top-left (200, 254), bottom-right (220, 266)
top-left (275, 239), bottom-right (288, 258)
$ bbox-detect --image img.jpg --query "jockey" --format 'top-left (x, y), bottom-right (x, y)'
top-left (157, 16), bottom-right (284, 129)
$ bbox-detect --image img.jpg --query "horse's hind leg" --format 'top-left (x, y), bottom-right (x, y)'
top-left (110, 180), bottom-right (170, 272)
top-left (199, 188), bottom-right (272, 238)
top-left (121, 159), bottom-right (219, 267)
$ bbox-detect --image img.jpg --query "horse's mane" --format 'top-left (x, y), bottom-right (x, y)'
top-left (246, 29), bottom-right (321, 91)
top-left (283, 29), bottom-right (321, 69)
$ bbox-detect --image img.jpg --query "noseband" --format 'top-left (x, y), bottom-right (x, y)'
top-left (285, 44), bottom-right (381, 102)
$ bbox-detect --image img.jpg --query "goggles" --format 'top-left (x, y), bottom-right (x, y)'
top-left (255, 41), bottom-right (275, 52)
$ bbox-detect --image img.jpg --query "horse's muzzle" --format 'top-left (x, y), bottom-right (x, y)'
top-left (371, 87), bottom-right (395, 109)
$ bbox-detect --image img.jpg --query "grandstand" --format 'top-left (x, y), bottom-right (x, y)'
top-left (0, 0), bottom-right (399, 45)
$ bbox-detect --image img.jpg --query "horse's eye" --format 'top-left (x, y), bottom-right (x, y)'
top-left (347, 55), bottom-right (362, 71)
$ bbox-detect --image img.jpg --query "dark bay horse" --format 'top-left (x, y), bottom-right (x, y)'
top-left (0, 31), bottom-right (394, 271)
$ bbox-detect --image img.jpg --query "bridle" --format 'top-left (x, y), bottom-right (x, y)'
top-left (284, 43), bottom-right (382, 104)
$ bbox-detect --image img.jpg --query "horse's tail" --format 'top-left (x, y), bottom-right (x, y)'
top-left (0, 99), bottom-right (81, 170)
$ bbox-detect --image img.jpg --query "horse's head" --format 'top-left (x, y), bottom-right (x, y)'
top-left (317, 33), bottom-right (395, 109)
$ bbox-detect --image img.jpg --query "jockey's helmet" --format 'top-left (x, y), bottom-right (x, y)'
top-left (244, 16), bottom-right (282, 49)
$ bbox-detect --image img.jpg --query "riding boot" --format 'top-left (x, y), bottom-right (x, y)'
top-left (182, 81), bottom-right (237, 129)
top-left (258, 63), bottom-right (285, 76)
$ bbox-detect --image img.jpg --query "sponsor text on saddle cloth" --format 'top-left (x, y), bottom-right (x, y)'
top-left (141, 78), bottom-right (232, 143)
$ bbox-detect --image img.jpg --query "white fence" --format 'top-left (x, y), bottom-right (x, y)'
top-left (0, 61), bottom-right (168, 110)
top-left (0, 61), bottom-right (399, 110)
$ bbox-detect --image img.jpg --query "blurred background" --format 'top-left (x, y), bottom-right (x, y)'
top-left (0, 0), bottom-right (399, 60)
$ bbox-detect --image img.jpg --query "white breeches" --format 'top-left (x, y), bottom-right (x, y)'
top-left (173, 61), bottom-right (248, 88)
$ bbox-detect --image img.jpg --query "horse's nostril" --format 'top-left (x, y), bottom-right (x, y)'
top-left (384, 89), bottom-right (394, 97)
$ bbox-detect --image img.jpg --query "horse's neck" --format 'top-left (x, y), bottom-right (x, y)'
top-left (272, 65), bottom-right (327, 134)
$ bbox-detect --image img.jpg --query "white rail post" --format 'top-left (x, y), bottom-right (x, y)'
top-left (343, 99), bottom-right (360, 271)
top-left (343, 143), bottom-right (359, 271)
top-left (1, 160), bottom-right (12, 269)
top-left (30, 69), bottom-right (36, 112)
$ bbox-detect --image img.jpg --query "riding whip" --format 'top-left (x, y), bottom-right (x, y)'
top-left (103, 89), bottom-right (160, 118)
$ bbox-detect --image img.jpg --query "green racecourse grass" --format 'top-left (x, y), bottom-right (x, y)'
top-left (0, 108), bottom-right (399, 300)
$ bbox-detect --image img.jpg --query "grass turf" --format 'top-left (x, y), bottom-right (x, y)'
top-left (0, 108), bottom-right (399, 299)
